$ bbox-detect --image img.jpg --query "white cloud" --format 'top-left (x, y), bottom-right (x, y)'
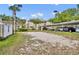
top-left (37, 13), bottom-right (43, 17)
top-left (31, 14), bottom-right (37, 18)
top-left (55, 4), bottom-right (59, 5)
top-left (31, 12), bottom-right (43, 18)
top-left (21, 17), bottom-right (26, 19)
top-left (8, 4), bottom-right (14, 6)
top-left (52, 12), bottom-right (55, 15)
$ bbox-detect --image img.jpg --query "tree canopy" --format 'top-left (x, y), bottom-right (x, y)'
top-left (0, 14), bottom-right (12, 21)
top-left (9, 4), bottom-right (22, 12)
top-left (48, 8), bottom-right (79, 23)
top-left (29, 18), bottom-right (44, 24)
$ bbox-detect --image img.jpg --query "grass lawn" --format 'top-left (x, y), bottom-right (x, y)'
top-left (45, 31), bottom-right (79, 40)
top-left (0, 32), bottom-right (29, 55)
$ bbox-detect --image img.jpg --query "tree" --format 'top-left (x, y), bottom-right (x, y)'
top-left (48, 18), bottom-right (54, 23)
top-left (9, 4), bottom-right (22, 34)
top-left (29, 18), bottom-right (44, 30)
top-left (17, 19), bottom-right (26, 28)
top-left (0, 14), bottom-right (13, 21)
top-left (49, 8), bottom-right (77, 23)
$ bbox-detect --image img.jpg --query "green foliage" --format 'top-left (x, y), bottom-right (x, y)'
top-left (72, 15), bottom-right (79, 20)
top-left (62, 8), bottom-right (77, 16)
top-left (49, 18), bottom-right (61, 23)
top-left (49, 8), bottom-right (79, 23)
top-left (18, 19), bottom-right (26, 24)
top-left (29, 18), bottom-right (44, 24)
top-left (9, 4), bottom-right (22, 22)
top-left (17, 19), bottom-right (26, 28)
top-left (0, 33), bottom-right (26, 54)
top-left (9, 4), bottom-right (22, 12)
top-left (0, 14), bottom-right (26, 28)
top-left (48, 18), bottom-right (54, 22)
top-left (0, 14), bottom-right (12, 21)
top-left (18, 28), bottom-right (28, 32)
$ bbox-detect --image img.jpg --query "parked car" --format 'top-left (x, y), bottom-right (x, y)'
top-left (56, 27), bottom-right (64, 31)
top-left (63, 27), bottom-right (69, 32)
top-left (68, 27), bottom-right (76, 32)
top-left (75, 27), bottom-right (79, 32)
top-left (57, 27), bottom-right (76, 32)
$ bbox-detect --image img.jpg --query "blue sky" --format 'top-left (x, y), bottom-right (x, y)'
top-left (0, 4), bottom-right (77, 20)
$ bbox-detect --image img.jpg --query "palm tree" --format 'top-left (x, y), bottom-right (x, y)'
top-left (9, 4), bottom-right (22, 34)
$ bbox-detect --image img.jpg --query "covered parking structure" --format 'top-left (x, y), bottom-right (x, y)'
top-left (47, 20), bottom-right (79, 27)
top-left (40, 20), bottom-right (79, 31)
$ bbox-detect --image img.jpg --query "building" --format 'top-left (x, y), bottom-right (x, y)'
top-left (25, 20), bottom-right (35, 29)
top-left (0, 19), bottom-right (13, 38)
top-left (25, 20), bottom-right (53, 30)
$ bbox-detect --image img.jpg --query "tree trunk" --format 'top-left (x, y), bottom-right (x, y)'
top-left (13, 11), bottom-right (16, 34)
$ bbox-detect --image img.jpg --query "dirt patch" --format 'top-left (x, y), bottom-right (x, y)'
top-left (16, 36), bottom-right (79, 55)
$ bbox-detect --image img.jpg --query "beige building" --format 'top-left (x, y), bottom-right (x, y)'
top-left (25, 20), bottom-right (53, 30)
top-left (25, 20), bottom-right (35, 29)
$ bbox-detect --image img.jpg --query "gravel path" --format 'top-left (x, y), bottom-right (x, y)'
top-left (27, 32), bottom-right (79, 48)
top-left (16, 32), bottom-right (79, 55)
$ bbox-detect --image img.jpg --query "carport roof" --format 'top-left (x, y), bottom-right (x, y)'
top-left (52, 20), bottom-right (79, 26)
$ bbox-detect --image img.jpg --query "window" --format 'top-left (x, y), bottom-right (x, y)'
top-left (8, 25), bottom-right (9, 32)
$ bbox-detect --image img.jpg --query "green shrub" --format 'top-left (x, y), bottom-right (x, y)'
top-left (18, 28), bottom-right (28, 32)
